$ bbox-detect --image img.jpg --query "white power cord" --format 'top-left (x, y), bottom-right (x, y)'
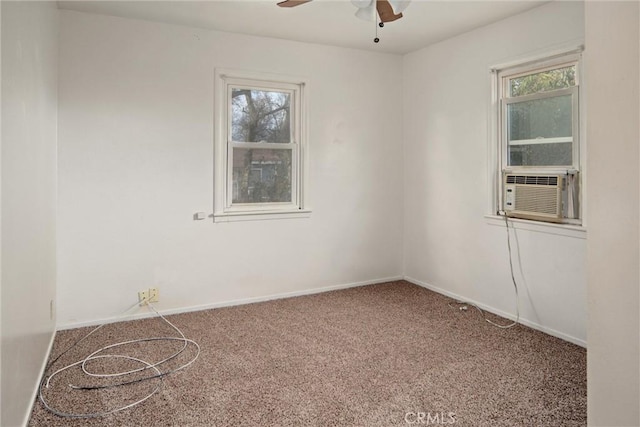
top-left (448, 213), bottom-right (520, 329)
top-left (38, 297), bottom-right (200, 418)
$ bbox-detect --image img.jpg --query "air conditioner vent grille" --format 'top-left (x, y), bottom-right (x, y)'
top-left (505, 175), bottom-right (558, 186)
top-left (515, 187), bottom-right (559, 215)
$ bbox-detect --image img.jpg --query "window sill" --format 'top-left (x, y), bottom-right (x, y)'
top-left (214, 209), bottom-right (312, 223)
top-left (484, 215), bottom-right (586, 239)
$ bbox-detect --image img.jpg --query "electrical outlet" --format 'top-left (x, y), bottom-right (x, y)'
top-left (148, 287), bottom-right (159, 303)
top-left (138, 289), bottom-right (149, 306)
top-left (138, 288), bottom-right (159, 306)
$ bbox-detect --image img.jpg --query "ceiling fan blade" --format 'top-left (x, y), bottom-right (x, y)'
top-left (388, 0), bottom-right (411, 14)
top-left (277, 0), bottom-right (312, 7)
top-left (355, 2), bottom-right (377, 21)
top-left (376, 0), bottom-right (403, 22)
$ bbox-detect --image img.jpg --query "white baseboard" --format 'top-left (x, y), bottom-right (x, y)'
top-left (58, 274), bottom-right (586, 347)
top-left (57, 276), bottom-right (404, 331)
top-left (22, 328), bottom-right (57, 427)
top-left (404, 276), bottom-right (587, 348)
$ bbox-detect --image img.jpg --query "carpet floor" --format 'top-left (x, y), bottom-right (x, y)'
top-left (28, 281), bottom-right (586, 426)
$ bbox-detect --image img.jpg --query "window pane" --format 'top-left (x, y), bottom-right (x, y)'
top-left (509, 65), bottom-right (575, 97)
top-left (232, 148), bottom-right (292, 203)
top-left (231, 89), bottom-right (291, 143)
top-left (509, 142), bottom-right (572, 167)
top-left (507, 95), bottom-right (572, 166)
top-left (508, 95), bottom-right (572, 141)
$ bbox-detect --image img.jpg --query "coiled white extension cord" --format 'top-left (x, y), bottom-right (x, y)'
top-left (38, 298), bottom-right (201, 418)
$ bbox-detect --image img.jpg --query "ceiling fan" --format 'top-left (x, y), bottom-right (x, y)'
top-left (277, 0), bottom-right (411, 26)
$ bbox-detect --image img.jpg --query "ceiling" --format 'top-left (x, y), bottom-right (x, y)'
top-left (57, 0), bottom-right (548, 54)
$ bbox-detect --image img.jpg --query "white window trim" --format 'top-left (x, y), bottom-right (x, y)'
top-left (484, 214), bottom-right (586, 239)
top-left (214, 68), bottom-right (310, 222)
top-left (486, 44), bottom-right (587, 233)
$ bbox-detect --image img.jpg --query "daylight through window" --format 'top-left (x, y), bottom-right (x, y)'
top-left (495, 52), bottom-right (582, 224)
top-left (215, 71), bottom-right (308, 220)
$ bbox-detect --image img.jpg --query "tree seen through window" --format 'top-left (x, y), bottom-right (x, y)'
top-left (231, 89), bottom-right (292, 203)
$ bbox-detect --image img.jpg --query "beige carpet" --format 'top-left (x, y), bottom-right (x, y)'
top-left (28, 281), bottom-right (586, 426)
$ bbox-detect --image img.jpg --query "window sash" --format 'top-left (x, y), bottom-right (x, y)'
top-left (226, 144), bottom-right (298, 211)
top-left (503, 86), bottom-right (574, 103)
top-left (500, 83), bottom-right (579, 170)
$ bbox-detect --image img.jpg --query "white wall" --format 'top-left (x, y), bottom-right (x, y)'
top-left (1, 2), bottom-right (58, 426)
top-left (585, 2), bottom-right (639, 426)
top-left (57, 11), bottom-right (404, 327)
top-left (402, 2), bottom-right (587, 345)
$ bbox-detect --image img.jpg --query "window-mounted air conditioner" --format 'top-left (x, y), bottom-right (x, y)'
top-left (503, 172), bottom-right (564, 223)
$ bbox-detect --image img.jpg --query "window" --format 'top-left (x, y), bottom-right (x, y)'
top-left (494, 51), bottom-right (583, 224)
top-left (214, 70), bottom-right (308, 220)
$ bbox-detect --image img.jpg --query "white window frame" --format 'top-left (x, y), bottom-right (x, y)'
top-left (214, 69), bottom-right (310, 222)
top-left (488, 48), bottom-right (585, 228)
